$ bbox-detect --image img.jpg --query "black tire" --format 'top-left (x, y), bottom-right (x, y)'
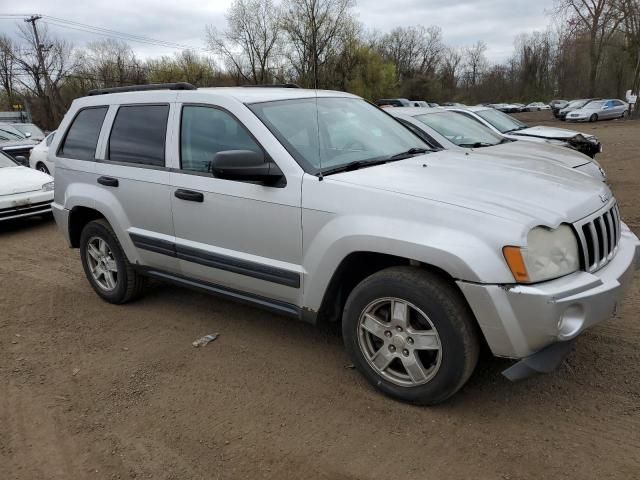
top-left (589, 113), bottom-right (598, 122)
top-left (79, 219), bottom-right (146, 304)
top-left (36, 162), bottom-right (50, 175)
top-left (621, 110), bottom-right (628, 119)
top-left (342, 266), bottom-right (480, 405)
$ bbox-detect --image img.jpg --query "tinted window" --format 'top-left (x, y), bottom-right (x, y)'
top-left (108, 105), bottom-right (169, 166)
top-left (180, 106), bottom-right (261, 173)
top-left (60, 107), bottom-right (107, 160)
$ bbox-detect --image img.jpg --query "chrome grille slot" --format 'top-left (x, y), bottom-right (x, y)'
top-left (575, 202), bottom-right (621, 272)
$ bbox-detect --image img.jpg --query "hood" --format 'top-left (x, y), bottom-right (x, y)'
top-left (0, 166), bottom-right (52, 195)
top-left (510, 126), bottom-right (594, 141)
top-left (328, 150), bottom-right (611, 227)
top-left (474, 140), bottom-right (590, 169)
top-left (0, 139), bottom-right (39, 149)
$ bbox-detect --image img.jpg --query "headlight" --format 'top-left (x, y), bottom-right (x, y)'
top-left (42, 181), bottom-right (54, 192)
top-left (503, 225), bottom-right (580, 283)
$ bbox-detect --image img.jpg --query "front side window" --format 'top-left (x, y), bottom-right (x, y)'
top-left (475, 109), bottom-right (526, 134)
top-left (249, 97), bottom-right (430, 173)
top-left (59, 107), bottom-right (108, 160)
top-left (414, 111), bottom-right (503, 148)
top-left (108, 105), bottom-right (169, 167)
top-left (180, 106), bottom-right (262, 173)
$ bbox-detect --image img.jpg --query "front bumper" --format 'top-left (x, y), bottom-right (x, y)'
top-left (458, 224), bottom-right (640, 359)
top-left (0, 190), bottom-right (53, 221)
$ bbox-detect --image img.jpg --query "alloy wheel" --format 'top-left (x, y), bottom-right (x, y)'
top-left (86, 236), bottom-right (118, 291)
top-left (357, 297), bottom-right (442, 387)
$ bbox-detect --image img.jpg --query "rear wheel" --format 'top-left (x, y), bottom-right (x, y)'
top-left (621, 110), bottom-right (628, 119)
top-left (36, 162), bottom-right (50, 175)
top-left (589, 113), bottom-right (598, 122)
top-left (80, 219), bottom-right (146, 304)
top-left (342, 267), bottom-right (480, 405)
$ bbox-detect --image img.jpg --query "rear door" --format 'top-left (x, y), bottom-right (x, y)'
top-left (94, 100), bottom-right (179, 272)
top-left (168, 97), bottom-right (303, 308)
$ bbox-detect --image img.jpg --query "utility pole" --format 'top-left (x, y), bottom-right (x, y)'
top-left (24, 14), bottom-right (56, 124)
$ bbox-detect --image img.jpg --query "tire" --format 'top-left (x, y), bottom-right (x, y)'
top-left (589, 114), bottom-right (598, 122)
top-left (621, 110), bottom-right (628, 119)
top-left (36, 162), bottom-right (50, 175)
top-left (342, 266), bottom-right (480, 405)
top-left (79, 219), bottom-right (146, 304)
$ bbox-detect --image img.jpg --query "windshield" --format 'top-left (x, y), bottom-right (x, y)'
top-left (249, 97), bottom-right (430, 173)
top-left (13, 123), bottom-right (45, 140)
top-left (475, 109), bottom-right (527, 133)
top-left (0, 124), bottom-right (27, 141)
top-left (0, 151), bottom-right (17, 167)
top-left (567, 99), bottom-right (589, 109)
top-left (414, 111), bottom-right (503, 147)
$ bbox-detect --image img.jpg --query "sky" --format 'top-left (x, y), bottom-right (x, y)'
top-left (1, 0), bottom-right (557, 63)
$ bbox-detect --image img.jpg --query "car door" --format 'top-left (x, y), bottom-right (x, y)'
top-left (94, 100), bottom-right (179, 273)
top-left (168, 98), bottom-right (303, 308)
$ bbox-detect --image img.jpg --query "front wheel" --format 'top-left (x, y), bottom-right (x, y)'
top-left (36, 162), bottom-right (50, 175)
top-left (342, 267), bottom-right (480, 405)
top-left (621, 110), bottom-right (628, 119)
top-left (589, 114), bottom-right (598, 122)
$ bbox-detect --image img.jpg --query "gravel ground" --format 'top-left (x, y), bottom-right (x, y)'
top-left (1, 112), bottom-right (639, 479)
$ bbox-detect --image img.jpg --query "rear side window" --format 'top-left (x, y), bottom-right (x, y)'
top-left (108, 105), bottom-right (169, 167)
top-left (180, 105), bottom-right (261, 173)
top-left (59, 107), bottom-right (107, 160)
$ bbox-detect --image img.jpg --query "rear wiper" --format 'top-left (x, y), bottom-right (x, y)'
top-left (388, 147), bottom-right (430, 160)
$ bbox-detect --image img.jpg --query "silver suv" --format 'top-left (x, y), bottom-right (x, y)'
top-left (51, 84), bottom-right (640, 404)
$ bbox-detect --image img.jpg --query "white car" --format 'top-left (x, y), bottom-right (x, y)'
top-left (29, 131), bottom-right (56, 175)
top-left (387, 107), bottom-right (607, 181)
top-left (0, 150), bottom-right (54, 221)
top-left (446, 105), bottom-right (602, 158)
top-left (525, 102), bottom-right (551, 111)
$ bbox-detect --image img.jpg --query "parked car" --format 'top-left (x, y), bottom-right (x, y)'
top-left (387, 107), bottom-right (606, 181)
top-left (0, 123), bottom-right (38, 165)
top-left (490, 103), bottom-right (521, 113)
top-left (445, 106), bottom-right (602, 158)
top-left (409, 100), bottom-right (440, 108)
top-left (441, 102), bottom-right (466, 107)
top-left (29, 130), bottom-right (56, 175)
top-left (551, 100), bottom-right (570, 118)
top-left (375, 98), bottom-right (411, 108)
top-left (12, 122), bottom-right (46, 142)
top-left (51, 83), bottom-right (639, 405)
top-left (0, 149), bottom-right (54, 222)
top-left (557, 99), bottom-right (596, 121)
top-left (524, 102), bottom-right (551, 111)
top-left (566, 99), bottom-right (629, 122)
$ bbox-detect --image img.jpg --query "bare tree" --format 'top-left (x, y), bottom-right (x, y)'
top-left (207, 0), bottom-right (283, 84)
top-left (378, 26), bottom-right (444, 80)
top-left (281, 0), bottom-right (356, 88)
top-left (555, 0), bottom-right (625, 95)
top-left (0, 35), bottom-right (17, 107)
top-left (463, 40), bottom-right (487, 88)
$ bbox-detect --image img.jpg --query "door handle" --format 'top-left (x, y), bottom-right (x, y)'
top-left (98, 176), bottom-right (119, 187)
top-left (174, 189), bottom-right (204, 203)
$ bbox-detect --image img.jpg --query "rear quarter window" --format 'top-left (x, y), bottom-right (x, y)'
top-left (58, 107), bottom-right (108, 160)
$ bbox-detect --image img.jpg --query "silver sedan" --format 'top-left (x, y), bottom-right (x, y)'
top-left (566, 99), bottom-right (629, 122)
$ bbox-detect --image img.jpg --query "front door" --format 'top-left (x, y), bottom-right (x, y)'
top-left (169, 104), bottom-right (303, 307)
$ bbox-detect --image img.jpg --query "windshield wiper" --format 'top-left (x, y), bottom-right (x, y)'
top-left (505, 126), bottom-right (527, 133)
top-left (320, 158), bottom-right (389, 177)
top-left (388, 147), bottom-right (430, 160)
top-left (458, 142), bottom-right (495, 148)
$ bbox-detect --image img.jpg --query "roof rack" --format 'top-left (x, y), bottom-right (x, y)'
top-left (87, 82), bottom-right (197, 96)
top-left (241, 83), bottom-right (300, 88)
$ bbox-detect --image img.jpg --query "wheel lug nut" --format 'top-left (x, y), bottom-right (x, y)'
top-left (396, 326), bottom-right (403, 332)
top-left (384, 330), bottom-right (392, 338)
top-left (389, 345), bottom-right (396, 352)
top-left (407, 337), bottom-right (414, 345)
top-left (402, 349), bottom-right (409, 356)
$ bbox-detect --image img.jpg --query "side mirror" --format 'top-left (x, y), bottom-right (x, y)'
top-left (14, 155), bottom-right (27, 165)
top-left (602, 105), bottom-right (609, 110)
top-left (211, 150), bottom-right (285, 186)
top-left (24, 132), bottom-right (32, 138)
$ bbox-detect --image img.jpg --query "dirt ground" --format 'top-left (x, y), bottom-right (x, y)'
top-left (1, 112), bottom-right (640, 480)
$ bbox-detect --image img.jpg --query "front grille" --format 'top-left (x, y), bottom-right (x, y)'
top-left (574, 202), bottom-right (621, 272)
top-left (0, 200), bottom-right (52, 220)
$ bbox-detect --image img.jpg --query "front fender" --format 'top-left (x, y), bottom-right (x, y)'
top-left (301, 212), bottom-right (519, 311)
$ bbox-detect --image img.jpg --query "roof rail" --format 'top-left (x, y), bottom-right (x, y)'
top-left (87, 82), bottom-right (197, 96)
top-left (241, 83), bottom-right (301, 89)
